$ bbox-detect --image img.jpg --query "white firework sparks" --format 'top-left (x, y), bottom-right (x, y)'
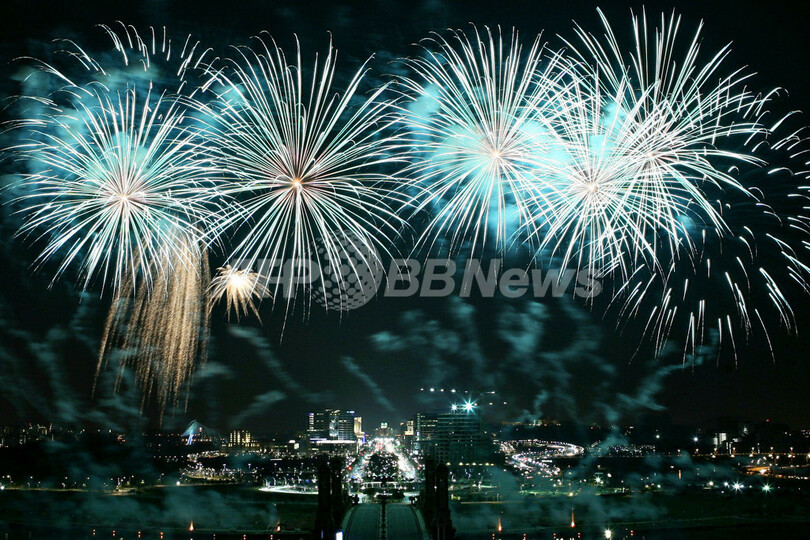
top-left (195, 34), bottom-right (403, 305)
top-left (28, 22), bottom-right (214, 96)
top-left (525, 9), bottom-right (781, 279)
top-left (13, 86), bottom-right (221, 294)
top-left (610, 162), bottom-right (810, 359)
top-left (540, 10), bottom-right (810, 356)
top-left (208, 265), bottom-right (269, 320)
top-left (396, 25), bottom-right (567, 256)
top-left (4, 15), bottom-right (810, 371)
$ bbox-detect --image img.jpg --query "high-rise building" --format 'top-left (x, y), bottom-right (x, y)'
top-left (402, 420), bottom-right (416, 451)
top-left (436, 408), bottom-right (490, 463)
top-left (336, 411), bottom-right (356, 440)
top-left (417, 406), bottom-right (492, 464)
top-left (307, 409), bottom-right (358, 441)
top-left (354, 417), bottom-right (363, 438)
top-left (415, 413), bottom-right (439, 455)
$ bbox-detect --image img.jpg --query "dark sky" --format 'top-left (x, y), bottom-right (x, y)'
top-left (1, 0), bottom-right (810, 436)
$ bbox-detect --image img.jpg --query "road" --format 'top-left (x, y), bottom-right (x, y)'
top-left (343, 504), bottom-right (426, 540)
top-left (385, 504), bottom-right (425, 539)
top-left (343, 504), bottom-right (380, 540)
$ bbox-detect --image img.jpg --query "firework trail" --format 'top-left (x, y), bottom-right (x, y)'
top-left (207, 265), bottom-right (269, 321)
top-left (195, 34), bottom-right (403, 307)
top-left (395, 25), bottom-right (567, 256)
top-left (98, 234), bottom-right (210, 410)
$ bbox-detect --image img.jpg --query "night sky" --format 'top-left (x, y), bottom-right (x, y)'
top-left (1, 0), bottom-right (810, 436)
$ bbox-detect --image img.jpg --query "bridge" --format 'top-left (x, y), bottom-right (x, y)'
top-left (315, 449), bottom-right (455, 539)
top-left (342, 503), bottom-right (427, 539)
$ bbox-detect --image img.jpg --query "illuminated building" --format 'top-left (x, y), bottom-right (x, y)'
top-left (228, 430), bottom-right (256, 449)
top-left (417, 403), bottom-right (492, 464)
top-left (375, 422), bottom-right (393, 438)
top-left (415, 413), bottom-right (439, 456)
top-left (307, 409), bottom-right (358, 441)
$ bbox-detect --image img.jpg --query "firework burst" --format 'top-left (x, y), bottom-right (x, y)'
top-left (540, 10), bottom-right (810, 355)
top-left (13, 86), bottom-right (220, 293)
top-left (523, 9), bottom-right (782, 279)
top-left (9, 23), bottom-right (220, 293)
top-left (396, 25), bottom-right (567, 256)
top-left (195, 34), bottom-right (402, 307)
top-left (207, 265), bottom-right (269, 320)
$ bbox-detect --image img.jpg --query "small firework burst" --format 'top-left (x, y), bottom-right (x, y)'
top-left (207, 265), bottom-right (269, 320)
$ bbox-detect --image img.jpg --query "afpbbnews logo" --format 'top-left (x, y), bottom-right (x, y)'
top-left (383, 259), bottom-right (603, 300)
top-left (247, 254), bottom-right (603, 311)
